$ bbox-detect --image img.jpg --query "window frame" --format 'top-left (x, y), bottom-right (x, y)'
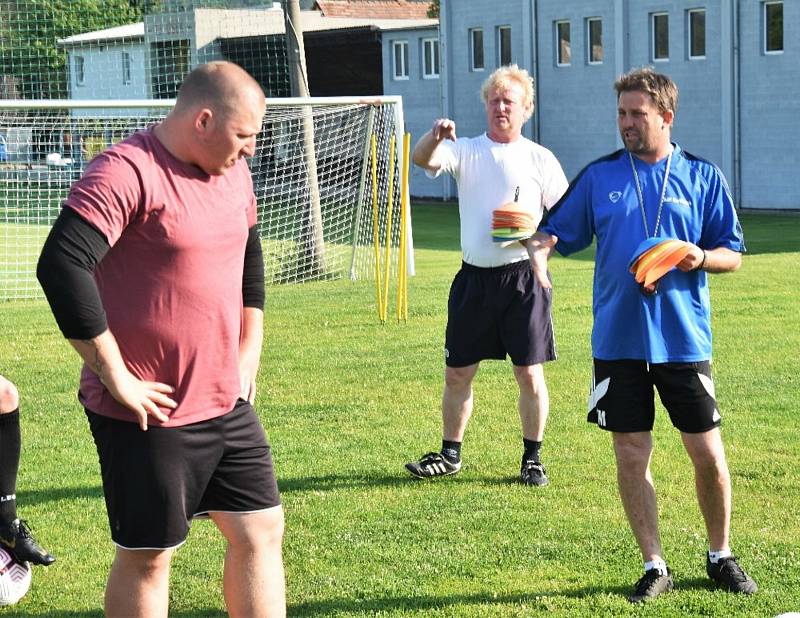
top-left (121, 50), bottom-right (132, 85)
top-left (392, 40), bottom-right (409, 80)
top-left (422, 37), bottom-right (440, 79)
top-left (764, 1), bottom-right (784, 54)
top-left (651, 12), bottom-right (670, 62)
top-left (586, 17), bottom-right (603, 65)
top-left (75, 55), bottom-right (85, 86)
top-left (555, 20), bottom-right (571, 67)
top-left (469, 28), bottom-right (485, 71)
top-left (687, 8), bottom-right (706, 59)
top-left (497, 25), bottom-right (512, 66)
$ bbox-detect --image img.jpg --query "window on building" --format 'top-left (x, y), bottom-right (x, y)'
top-left (122, 51), bottom-right (132, 84)
top-left (75, 56), bottom-right (85, 86)
top-left (469, 28), bottom-right (484, 71)
top-left (497, 26), bottom-right (512, 66)
top-left (392, 40), bottom-right (409, 80)
top-left (688, 9), bottom-right (706, 59)
top-left (422, 38), bottom-right (440, 79)
top-left (75, 56), bottom-right (86, 86)
top-left (151, 39), bottom-right (190, 99)
top-left (652, 12), bottom-right (669, 61)
top-left (555, 20), bottom-right (570, 66)
top-left (587, 17), bottom-right (603, 64)
top-left (764, 1), bottom-right (784, 53)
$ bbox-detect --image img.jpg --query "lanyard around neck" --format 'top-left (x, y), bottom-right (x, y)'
top-left (628, 150), bottom-right (672, 238)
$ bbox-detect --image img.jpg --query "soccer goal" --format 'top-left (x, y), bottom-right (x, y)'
top-left (0, 96), bottom-right (412, 301)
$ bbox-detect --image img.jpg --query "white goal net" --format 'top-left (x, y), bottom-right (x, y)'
top-left (0, 97), bottom-right (411, 300)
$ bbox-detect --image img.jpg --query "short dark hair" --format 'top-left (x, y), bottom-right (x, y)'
top-left (614, 67), bottom-right (678, 115)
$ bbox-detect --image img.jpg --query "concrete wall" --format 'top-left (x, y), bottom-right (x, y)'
top-left (426, 0), bottom-right (797, 209)
top-left (535, 0), bottom-right (619, 180)
top-left (738, 0), bottom-right (796, 209)
top-left (382, 26), bottom-right (444, 198)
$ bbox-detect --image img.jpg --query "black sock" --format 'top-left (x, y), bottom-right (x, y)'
top-left (441, 440), bottom-right (462, 463)
top-left (0, 410), bottom-right (20, 523)
top-left (522, 438), bottom-right (542, 464)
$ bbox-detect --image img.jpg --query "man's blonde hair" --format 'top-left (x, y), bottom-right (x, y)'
top-left (480, 64), bottom-right (535, 121)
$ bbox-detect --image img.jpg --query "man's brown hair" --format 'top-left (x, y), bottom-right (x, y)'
top-left (614, 67), bottom-right (678, 115)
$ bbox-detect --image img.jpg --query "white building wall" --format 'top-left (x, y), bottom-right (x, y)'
top-left (382, 27), bottom-right (443, 198)
top-left (432, 0), bottom-right (799, 209)
top-left (68, 42), bottom-right (148, 117)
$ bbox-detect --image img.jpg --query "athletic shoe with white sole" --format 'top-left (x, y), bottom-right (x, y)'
top-left (706, 554), bottom-right (757, 594)
top-left (628, 568), bottom-right (673, 603)
top-left (520, 461), bottom-right (549, 486)
top-left (405, 452), bottom-right (461, 479)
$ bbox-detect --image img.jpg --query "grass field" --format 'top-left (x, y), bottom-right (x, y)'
top-left (0, 205), bottom-right (798, 616)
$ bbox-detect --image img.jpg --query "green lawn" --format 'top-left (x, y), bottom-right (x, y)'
top-left (0, 205), bottom-right (798, 616)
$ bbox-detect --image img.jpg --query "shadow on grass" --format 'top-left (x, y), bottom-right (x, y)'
top-left (17, 484), bottom-right (103, 507)
top-left (279, 472), bottom-right (564, 494)
top-left (288, 586), bottom-right (636, 616)
top-left (288, 576), bottom-right (727, 616)
top-left (673, 575), bottom-right (717, 593)
top-left (280, 473), bottom-right (419, 493)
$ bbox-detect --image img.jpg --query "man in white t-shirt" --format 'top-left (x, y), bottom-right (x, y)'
top-left (405, 65), bottom-right (568, 486)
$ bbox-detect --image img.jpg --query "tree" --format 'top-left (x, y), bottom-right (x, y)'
top-left (427, 0), bottom-right (439, 19)
top-left (0, 0), bottom-right (148, 99)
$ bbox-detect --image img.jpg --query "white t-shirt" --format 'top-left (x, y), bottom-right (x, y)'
top-left (431, 133), bottom-right (568, 267)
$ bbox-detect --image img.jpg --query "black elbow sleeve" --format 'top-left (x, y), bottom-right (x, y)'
top-left (37, 208), bottom-right (110, 339)
top-left (242, 225), bottom-right (265, 309)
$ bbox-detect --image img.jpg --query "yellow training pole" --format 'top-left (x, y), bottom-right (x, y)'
top-left (398, 132), bottom-right (411, 322)
top-left (381, 133), bottom-right (396, 323)
top-left (370, 134), bottom-right (383, 321)
top-left (402, 132), bottom-right (410, 321)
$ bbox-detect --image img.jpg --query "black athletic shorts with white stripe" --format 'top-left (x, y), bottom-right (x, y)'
top-left (588, 359), bottom-right (721, 433)
top-left (444, 260), bottom-right (556, 367)
top-left (86, 398), bottom-right (280, 549)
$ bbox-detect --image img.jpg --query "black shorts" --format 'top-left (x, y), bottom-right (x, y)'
top-left (86, 399), bottom-right (280, 549)
top-left (588, 359), bottom-right (721, 433)
top-left (444, 260), bottom-right (556, 367)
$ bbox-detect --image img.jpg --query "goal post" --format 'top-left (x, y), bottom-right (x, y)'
top-left (0, 96), bottom-right (413, 301)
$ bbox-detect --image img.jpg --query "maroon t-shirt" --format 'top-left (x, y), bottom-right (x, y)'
top-left (64, 127), bottom-right (257, 427)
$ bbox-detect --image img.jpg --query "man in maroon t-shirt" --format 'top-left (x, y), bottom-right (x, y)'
top-left (38, 62), bottom-right (285, 617)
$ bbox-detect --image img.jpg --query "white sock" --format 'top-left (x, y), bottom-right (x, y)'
top-left (708, 548), bottom-right (732, 564)
top-left (644, 558), bottom-right (668, 575)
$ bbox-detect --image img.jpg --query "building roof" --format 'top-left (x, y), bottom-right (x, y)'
top-left (316, 1), bottom-right (432, 19)
top-left (300, 11), bottom-right (436, 32)
top-left (56, 9), bottom-right (436, 47)
top-left (57, 22), bottom-right (144, 46)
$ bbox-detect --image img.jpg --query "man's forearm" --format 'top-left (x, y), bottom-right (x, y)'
top-left (700, 247), bottom-right (742, 274)
top-left (69, 329), bottom-right (128, 385)
top-left (241, 307), bottom-right (264, 359)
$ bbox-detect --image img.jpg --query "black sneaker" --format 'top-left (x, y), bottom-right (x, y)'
top-left (520, 461), bottom-right (549, 486)
top-left (405, 452), bottom-right (461, 479)
top-left (628, 568), bottom-right (673, 603)
top-left (706, 554), bottom-right (757, 594)
top-left (0, 518), bottom-right (56, 566)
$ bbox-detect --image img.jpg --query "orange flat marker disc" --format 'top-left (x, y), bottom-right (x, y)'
top-left (643, 243), bottom-right (692, 287)
top-left (633, 240), bottom-right (683, 282)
